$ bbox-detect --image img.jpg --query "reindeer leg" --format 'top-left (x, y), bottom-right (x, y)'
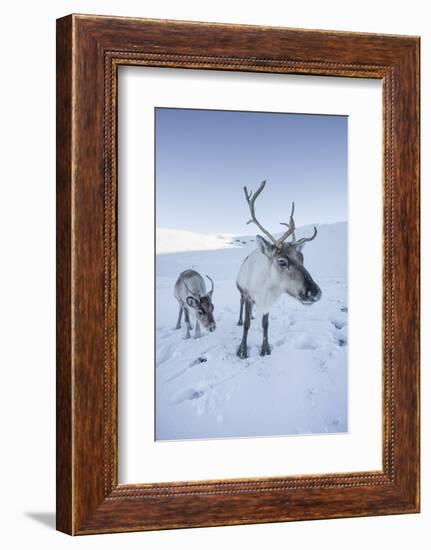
top-left (175, 304), bottom-right (183, 329)
top-left (194, 320), bottom-right (201, 339)
top-left (237, 294), bottom-right (244, 326)
top-left (184, 308), bottom-right (192, 339)
top-left (237, 300), bottom-right (252, 359)
top-left (260, 313), bottom-right (271, 356)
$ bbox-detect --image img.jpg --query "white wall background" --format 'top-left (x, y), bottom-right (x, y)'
top-left (0, 1), bottom-right (427, 548)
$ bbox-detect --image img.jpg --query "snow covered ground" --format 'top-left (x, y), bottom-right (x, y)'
top-left (155, 223), bottom-right (348, 441)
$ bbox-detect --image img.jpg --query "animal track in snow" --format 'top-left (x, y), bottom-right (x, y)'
top-left (190, 356), bottom-right (208, 366)
top-left (156, 344), bottom-right (176, 367)
top-left (306, 387), bottom-right (317, 407)
top-left (315, 359), bottom-right (328, 373)
top-left (295, 334), bottom-right (319, 350)
top-left (171, 387), bottom-right (206, 405)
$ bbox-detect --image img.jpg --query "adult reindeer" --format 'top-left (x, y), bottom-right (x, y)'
top-left (236, 181), bottom-right (321, 358)
top-left (174, 270), bottom-right (216, 339)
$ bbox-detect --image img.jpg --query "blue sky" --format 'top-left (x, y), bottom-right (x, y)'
top-left (155, 108), bottom-right (347, 235)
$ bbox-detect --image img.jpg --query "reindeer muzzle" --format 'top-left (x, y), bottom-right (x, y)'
top-left (299, 285), bottom-right (322, 304)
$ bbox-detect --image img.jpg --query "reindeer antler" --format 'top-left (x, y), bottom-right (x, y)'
top-left (205, 275), bottom-right (214, 297)
top-left (277, 202), bottom-right (296, 245)
top-left (244, 181), bottom-right (278, 246)
top-left (295, 226), bottom-right (318, 246)
top-left (244, 181), bottom-right (296, 249)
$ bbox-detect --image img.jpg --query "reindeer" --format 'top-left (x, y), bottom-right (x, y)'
top-left (174, 270), bottom-right (216, 338)
top-left (236, 181), bottom-right (322, 358)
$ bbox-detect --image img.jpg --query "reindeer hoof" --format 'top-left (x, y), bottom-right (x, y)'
top-left (237, 345), bottom-right (248, 359)
top-left (237, 320), bottom-right (243, 326)
top-left (260, 343), bottom-right (271, 356)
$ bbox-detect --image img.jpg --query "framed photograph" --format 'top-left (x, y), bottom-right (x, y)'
top-left (56, 14), bottom-right (420, 535)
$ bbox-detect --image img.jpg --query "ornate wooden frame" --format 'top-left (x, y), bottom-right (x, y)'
top-left (56, 14), bottom-right (420, 535)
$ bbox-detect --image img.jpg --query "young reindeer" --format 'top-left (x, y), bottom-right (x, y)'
top-left (174, 269), bottom-right (216, 339)
top-left (236, 181), bottom-right (322, 358)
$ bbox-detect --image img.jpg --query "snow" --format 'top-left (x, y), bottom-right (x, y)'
top-left (155, 222), bottom-right (348, 440)
top-left (156, 227), bottom-right (236, 254)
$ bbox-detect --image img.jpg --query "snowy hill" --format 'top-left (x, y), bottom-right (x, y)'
top-left (155, 222), bottom-right (348, 441)
top-left (156, 227), bottom-right (237, 254)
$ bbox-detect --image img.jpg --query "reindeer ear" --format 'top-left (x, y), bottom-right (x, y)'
top-left (186, 296), bottom-right (198, 308)
top-left (256, 235), bottom-right (276, 258)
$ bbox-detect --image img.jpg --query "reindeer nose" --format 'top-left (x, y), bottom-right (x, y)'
top-left (308, 286), bottom-right (322, 302)
top-left (209, 323), bottom-right (216, 332)
top-left (301, 285), bottom-right (322, 303)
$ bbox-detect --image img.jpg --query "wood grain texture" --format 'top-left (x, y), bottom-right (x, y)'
top-left (56, 15), bottom-right (73, 535)
top-left (56, 14), bottom-right (420, 535)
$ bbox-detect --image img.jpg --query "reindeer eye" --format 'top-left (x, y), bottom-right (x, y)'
top-left (278, 258), bottom-right (289, 268)
top-left (198, 309), bottom-right (204, 315)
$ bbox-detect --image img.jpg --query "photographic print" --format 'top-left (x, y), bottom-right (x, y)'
top-left (155, 107), bottom-right (348, 441)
